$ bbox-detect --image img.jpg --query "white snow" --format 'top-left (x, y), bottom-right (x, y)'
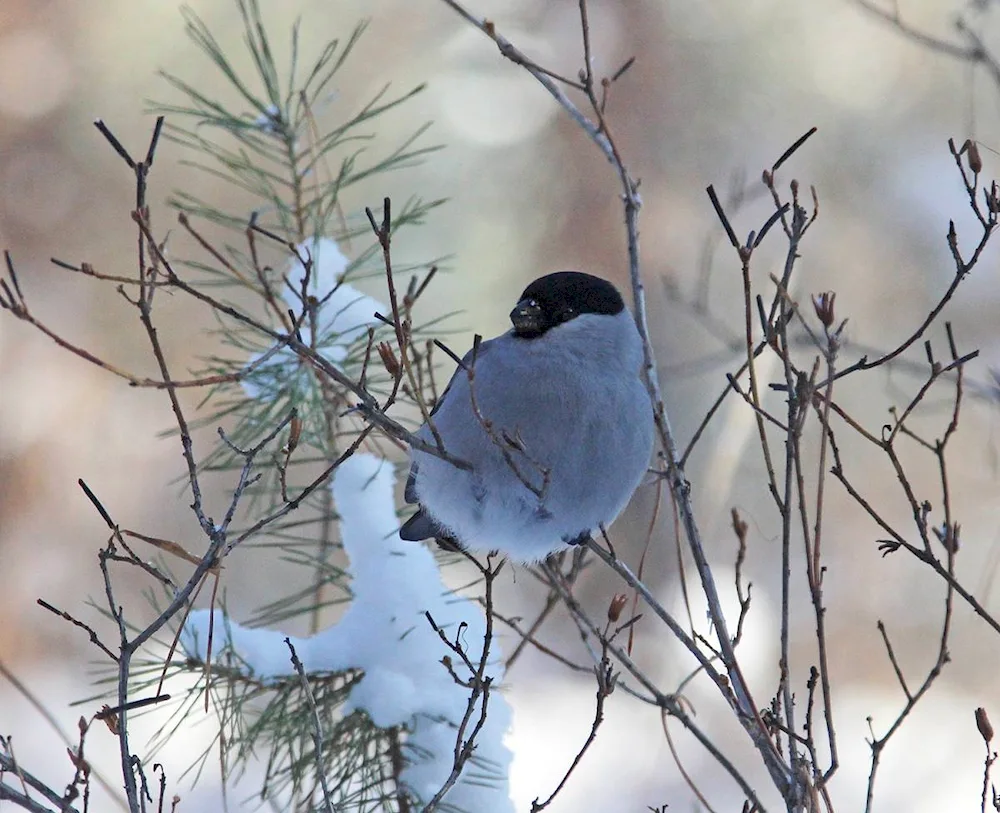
top-left (241, 237), bottom-right (384, 401)
top-left (182, 452), bottom-right (513, 811)
top-left (282, 237), bottom-right (350, 307)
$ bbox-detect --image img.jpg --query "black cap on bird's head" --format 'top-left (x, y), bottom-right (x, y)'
top-left (509, 271), bottom-right (625, 339)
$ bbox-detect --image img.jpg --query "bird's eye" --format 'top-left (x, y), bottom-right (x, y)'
top-left (556, 307), bottom-right (576, 323)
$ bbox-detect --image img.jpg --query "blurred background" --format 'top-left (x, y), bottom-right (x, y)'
top-left (2, 0), bottom-right (1000, 810)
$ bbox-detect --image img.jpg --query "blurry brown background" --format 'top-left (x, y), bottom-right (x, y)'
top-left (2, 0), bottom-right (1000, 810)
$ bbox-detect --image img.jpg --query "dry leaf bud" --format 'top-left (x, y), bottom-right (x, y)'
top-left (377, 342), bottom-right (400, 378)
top-left (976, 706), bottom-right (994, 743)
top-left (812, 291), bottom-right (836, 328)
top-left (100, 705), bottom-right (120, 735)
top-left (968, 140), bottom-right (983, 174)
top-left (285, 415), bottom-right (302, 455)
top-left (608, 593), bottom-right (628, 623)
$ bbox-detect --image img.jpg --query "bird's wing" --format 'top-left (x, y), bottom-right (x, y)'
top-left (428, 338), bottom-right (495, 418)
top-left (398, 506), bottom-right (441, 541)
top-left (402, 336), bottom-right (499, 505)
top-left (404, 465), bottom-right (419, 504)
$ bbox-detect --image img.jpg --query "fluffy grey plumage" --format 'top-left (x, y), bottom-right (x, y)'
top-left (400, 271), bottom-right (653, 562)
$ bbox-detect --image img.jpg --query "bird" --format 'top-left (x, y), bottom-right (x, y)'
top-left (399, 271), bottom-right (654, 562)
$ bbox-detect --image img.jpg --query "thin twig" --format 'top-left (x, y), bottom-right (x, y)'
top-left (285, 640), bottom-right (335, 813)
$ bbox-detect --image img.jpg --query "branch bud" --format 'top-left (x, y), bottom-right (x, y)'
top-left (284, 414), bottom-right (302, 455)
top-left (607, 593), bottom-right (628, 623)
top-left (812, 291), bottom-right (836, 328)
top-left (967, 140), bottom-right (983, 174)
top-left (99, 705), bottom-right (120, 735)
top-left (977, 706), bottom-right (994, 743)
top-left (377, 342), bottom-right (400, 379)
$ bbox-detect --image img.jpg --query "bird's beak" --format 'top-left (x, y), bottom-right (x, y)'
top-left (510, 298), bottom-right (546, 337)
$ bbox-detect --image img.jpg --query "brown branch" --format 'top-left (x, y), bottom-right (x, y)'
top-left (35, 600), bottom-right (118, 663)
top-left (285, 640), bottom-right (335, 813)
top-left (529, 616), bottom-right (618, 812)
top-left (421, 554), bottom-right (503, 812)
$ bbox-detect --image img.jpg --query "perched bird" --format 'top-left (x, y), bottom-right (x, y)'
top-left (399, 271), bottom-right (654, 562)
